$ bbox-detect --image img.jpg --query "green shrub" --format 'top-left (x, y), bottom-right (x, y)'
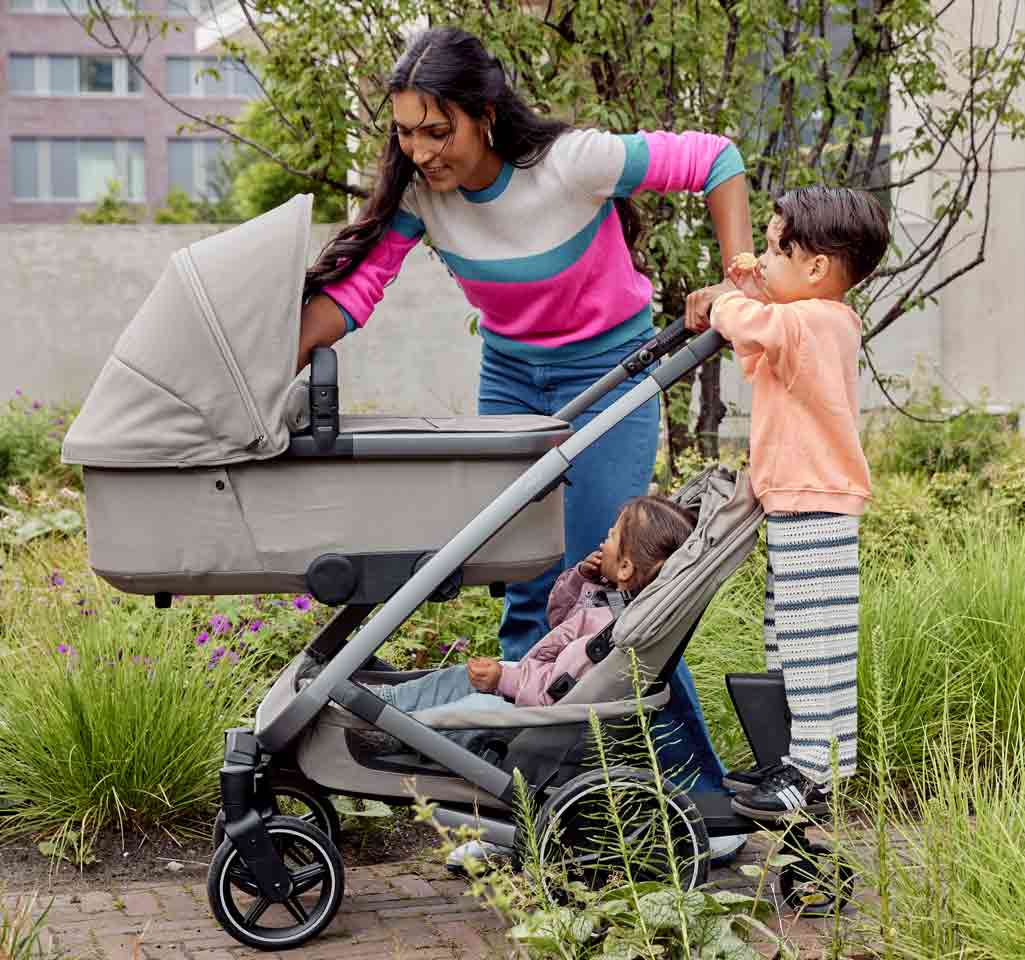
top-left (866, 392), bottom-right (1020, 477)
top-left (857, 517), bottom-right (1025, 789)
top-left (0, 591), bottom-right (268, 845)
top-left (74, 180), bottom-right (141, 224)
top-left (0, 393), bottom-right (77, 496)
top-left (0, 894), bottom-right (52, 960)
top-left (848, 693), bottom-right (1025, 960)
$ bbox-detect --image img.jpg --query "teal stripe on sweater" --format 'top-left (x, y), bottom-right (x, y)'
top-left (438, 201), bottom-right (615, 283)
top-left (390, 209), bottom-right (425, 239)
top-left (704, 143), bottom-right (745, 194)
top-left (613, 134), bottom-right (650, 197)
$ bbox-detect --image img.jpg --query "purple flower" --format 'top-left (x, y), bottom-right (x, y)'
top-left (292, 595), bottom-right (312, 612)
top-left (227, 651), bottom-right (240, 664)
top-left (53, 416), bottom-right (65, 426)
top-left (247, 619), bottom-right (263, 633)
top-left (132, 656), bottom-right (142, 665)
top-left (207, 646), bottom-right (226, 669)
top-left (31, 400), bottom-right (42, 411)
top-left (209, 614), bottom-right (231, 635)
top-left (57, 643), bottom-right (69, 655)
top-left (194, 630), bottom-right (210, 647)
top-left (14, 388), bottom-right (22, 397)
top-left (49, 571), bottom-right (65, 588)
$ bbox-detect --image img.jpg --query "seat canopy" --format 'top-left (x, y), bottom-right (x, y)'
top-left (63, 194), bottom-right (313, 468)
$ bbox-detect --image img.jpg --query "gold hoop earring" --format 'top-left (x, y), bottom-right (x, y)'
top-left (486, 125), bottom-right (494, 148)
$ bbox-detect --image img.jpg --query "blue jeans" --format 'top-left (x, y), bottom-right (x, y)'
top-left (372, 665), bottom-right (517, 749)
top-left (477, 334), bottom-right (728, 794)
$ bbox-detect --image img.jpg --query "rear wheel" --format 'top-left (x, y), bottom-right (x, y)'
top-left (207, 815), bottom-right (344, 950)
top-left (534, 767), bottom-right (709, 897)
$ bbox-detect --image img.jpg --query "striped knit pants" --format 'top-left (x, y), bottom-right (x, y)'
top-left (764, 512), bottom-right (859, 784)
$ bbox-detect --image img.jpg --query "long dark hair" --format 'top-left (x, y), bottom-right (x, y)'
top-left (303, 27), bottom-right (646, 301)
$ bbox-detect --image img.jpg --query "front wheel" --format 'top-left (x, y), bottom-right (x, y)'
top-left (207, 815), bottom-right (344, 950)
top-left (212, 773), bottom-right (342, 851)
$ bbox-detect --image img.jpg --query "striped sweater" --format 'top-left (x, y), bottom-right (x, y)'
top-left (322, 129), bottom-right (744, 363)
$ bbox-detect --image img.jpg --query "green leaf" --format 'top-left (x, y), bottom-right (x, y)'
top-left (603, 937), bottom-right (649, 960)
top-left (738, 863), bottom-right (765, 878)
top-left (15, 518), bottom-right (51, 542)
top-left (636, 889), bottom-right (683, 930)
top-left (766, 853), bottom-right (803, 869)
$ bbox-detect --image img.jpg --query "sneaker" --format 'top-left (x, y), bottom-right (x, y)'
top-left (721, 761), bottom-right (785, 793)
top-left (708, 833), bottom-right (747, 866)
top-left (445, 839), bottom-right (511, 877)
top-left (730, 764), bottom-right (831, 821)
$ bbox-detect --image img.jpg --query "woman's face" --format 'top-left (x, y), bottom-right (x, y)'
top-left (392, 89), bottom-right (495, 193)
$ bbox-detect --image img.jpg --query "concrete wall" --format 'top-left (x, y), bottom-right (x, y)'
top-left (1, 223), bottom-right (482, 415)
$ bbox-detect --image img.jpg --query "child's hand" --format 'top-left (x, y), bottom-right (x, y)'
top-left (467, 657), bottom-right (502, 693)
top-left (726, 254), bottom-right (770, 303)
top-left (577, 549), bottom-right (604, 581)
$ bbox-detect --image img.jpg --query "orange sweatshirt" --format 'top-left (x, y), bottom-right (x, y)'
top-left (710, 291), bottom-right (870, 516)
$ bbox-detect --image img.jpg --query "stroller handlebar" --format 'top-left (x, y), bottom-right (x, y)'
top-left (554, 319), bottom-right (722, 424)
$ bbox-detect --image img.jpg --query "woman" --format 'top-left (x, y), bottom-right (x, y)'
top-left (298, 26), bottom-right (752, 858)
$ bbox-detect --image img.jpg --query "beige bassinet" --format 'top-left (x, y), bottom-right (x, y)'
top-left (62, 195), bottom-right (568, 602)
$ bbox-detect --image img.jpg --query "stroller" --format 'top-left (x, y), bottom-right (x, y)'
top-left (63, 195), bottom-right (853, 949)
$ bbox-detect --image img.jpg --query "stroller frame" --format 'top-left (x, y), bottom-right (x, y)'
top-left (210, 325), bottom-right (852, 947)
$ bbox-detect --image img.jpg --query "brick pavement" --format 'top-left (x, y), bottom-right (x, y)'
top-left (5, 836), bottom-right (844, 960)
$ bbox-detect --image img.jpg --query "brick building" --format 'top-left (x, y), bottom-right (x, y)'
top-left (0, 0), bottom-right (256, 223)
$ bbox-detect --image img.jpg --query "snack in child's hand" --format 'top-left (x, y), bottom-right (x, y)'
top-left (732, 252), bottom-right (759, 271)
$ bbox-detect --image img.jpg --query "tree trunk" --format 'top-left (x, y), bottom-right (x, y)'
top-left (696, 356), bottom-right (726, 460)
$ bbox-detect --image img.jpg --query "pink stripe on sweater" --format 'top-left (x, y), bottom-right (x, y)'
top-left (456, 208), bottom-right (651, 346)
top-left (639, 131), bottom-right (733, 194)
top-left (321, 229), bottom-right (420, 329)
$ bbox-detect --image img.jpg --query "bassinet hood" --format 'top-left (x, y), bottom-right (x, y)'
top-left (62, 193), bottom-right (313, 468)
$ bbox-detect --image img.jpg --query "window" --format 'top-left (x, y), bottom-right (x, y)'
top-left (166, 57), bottom-right (259, 98)
top-left (167, 139), bottom-right (230, 200)
top-left (6, 54), bottom-right (142, 96)
top-left (11, 138), bottom-right (145, 202)
top-left (8, 55), bottom-right (36, 93)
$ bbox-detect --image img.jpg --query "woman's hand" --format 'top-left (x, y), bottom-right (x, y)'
top-left (467, 657), bottom-right (502, 693)
top-left (685, 280), bottom-right (735, 333)
top-left (297, 294), bottom-right (347, 373)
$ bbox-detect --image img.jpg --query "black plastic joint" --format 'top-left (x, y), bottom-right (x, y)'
top-left (222, 809), bottom-right (294, 902)
top-left (219, 763), bottom-right (255, 822)
top-left (224, 728), bottom-right (259, 766)
top-left (532, 473), bottom-right (571, 503)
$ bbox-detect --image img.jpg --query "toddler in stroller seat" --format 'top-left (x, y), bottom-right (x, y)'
top-left (62, 195), bottom-right (856, 950)
top-left (369, 495), bottom-right (695, 725)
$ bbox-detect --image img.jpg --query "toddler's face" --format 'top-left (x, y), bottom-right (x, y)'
top-left (758, 216), bottom-right (821, 304)
top-left (599, 518), bottom-right (624, 584)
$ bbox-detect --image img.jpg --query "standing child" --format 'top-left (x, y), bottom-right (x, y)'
top-left (687, 186), bottom-right (889, 820)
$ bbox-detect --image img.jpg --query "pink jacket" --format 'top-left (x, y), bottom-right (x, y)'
top-left (710, 291), bottom-right (871, 515)
top-left (496, 568), bottom-right (615, 707)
